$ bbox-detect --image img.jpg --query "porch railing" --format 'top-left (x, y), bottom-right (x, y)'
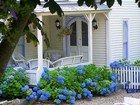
top-left (112, 66), bottom-right (140, 89)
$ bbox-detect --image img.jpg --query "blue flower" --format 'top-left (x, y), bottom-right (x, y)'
top-left (95, 75), bottom-right (100, 80)
top-left (70, 96), bottom-right (75, 100)
top-left (9, 75), bottom-right (14, 80)
top-left (0, 90), bottom-right (2, 95)
top-left (43, 92), bottom-right (51, 98)
top-left (77, 94), bottom-right (82, 99)
top-left (90, 82), bottom-right (96, 87)
top-left (81, 82), bottom-right (86, 88)
top-left (110, 73), bottom-right (117, 81)
top-left (77, 65), bottom-right (84, 74)
top-left (59, 94), bottom-right (66, 100)
top-left (21, 87), bottom-right (26, 93)
top-left (57, 76), bottom-right (65, 84)
top-left (37, 82), bottom-right (42, 87)
top-left (69, 99), bottom-right (75, 104)
top-left (24, 85), bottom-right (29, 90)
top-left (26, 96), bottom-right (30, 101)
top-left (37, 90), bottom-right (43, 95)
top-left (63, 89), bottom-right (68, 95)
top-left (41, 72), bottom-right (47, 79)
top-left (87, 93), bottom-right (93, 100)
top-left (39, 95), bottom-right (48, 101)
top-left (86, 78), bottom-right (92, 85)
top-left (71, 91), bottom-right (76, 96)
top-left (33, 87), bottom-right (38, 92)
top-left (100, 88), bottom-right (107, 95)
top-left (54, 99), bottom-right (61, 104)
top-left (43, 67), bottom-right (48, 73)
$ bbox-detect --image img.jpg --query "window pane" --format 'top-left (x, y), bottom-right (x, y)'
top-left (70, 22), bottom-right (77, 46)
top-left (82, 21), bottom-right (88, 46)
top-left (123, 21), bottom-right (128, 59)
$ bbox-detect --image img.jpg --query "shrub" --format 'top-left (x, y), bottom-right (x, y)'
top-left (133, 60), bottom-right (140, 66)
top-left (0, 67), bottom-right (29, 99)
top-left (26, 65), bottom-right (118, 104)
top-left (110, 59), bottom-right (131, 68)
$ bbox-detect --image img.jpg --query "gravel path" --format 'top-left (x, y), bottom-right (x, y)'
top-left (35, 89), bottom-right (140, 105)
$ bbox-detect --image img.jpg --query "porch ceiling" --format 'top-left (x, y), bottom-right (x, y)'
top-left (34, 3), bottom-right (111, 16)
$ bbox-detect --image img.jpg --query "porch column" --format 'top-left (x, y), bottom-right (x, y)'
top-left (36, 14), bottom-right (43, 83)
top-left (84, 13), bottom-right (96, 63)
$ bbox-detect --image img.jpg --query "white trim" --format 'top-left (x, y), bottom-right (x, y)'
top-left (84, 13), bottom-right (96, 63)
top-left (62, 16), bottom-right (66, 56)
top-left (105, 13), bottom-right (110, 66)
top-left (36, 14), bottom-right (43, 83)
top-left (67, 16), bottom-right (87, 27)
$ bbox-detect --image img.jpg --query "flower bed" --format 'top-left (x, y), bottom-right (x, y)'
top-left (0, 64), bottom-right (118, 104)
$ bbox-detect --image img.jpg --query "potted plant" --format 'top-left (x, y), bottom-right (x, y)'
top-left (58, 27), bottom-right (72, 37)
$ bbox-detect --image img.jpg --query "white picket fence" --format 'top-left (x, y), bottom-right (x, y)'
top-left (112, 66), bottom-right (140, 89)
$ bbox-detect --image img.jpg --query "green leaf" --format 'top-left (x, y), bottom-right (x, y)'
top-left (135, 0), bottom-right (139, 3)
top-left (107, 0), bottom-right (115, 8)
top-left (26, 32), bottom-right (39, 46)
top-left (77, 0), bottom-right (84, 6)
top-left (100, 0), bottom-right (106, 4)
top-left (117, 0), bottom-right (122, 6)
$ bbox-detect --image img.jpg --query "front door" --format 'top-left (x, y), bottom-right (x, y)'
top-left (70, 20), bottom-right (88, 62)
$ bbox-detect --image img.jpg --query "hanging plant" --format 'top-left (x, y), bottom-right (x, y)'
top-left (58, 27), bottom-right (72, 37)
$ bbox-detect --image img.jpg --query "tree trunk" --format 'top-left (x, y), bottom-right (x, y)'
top-left (0, 36), bottom-right (20, 77)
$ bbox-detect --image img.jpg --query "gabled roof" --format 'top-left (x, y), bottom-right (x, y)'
top-left (34, 2), bottom-right (111, 15)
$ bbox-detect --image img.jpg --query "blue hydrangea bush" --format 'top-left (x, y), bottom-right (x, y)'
top-left (110, 59), bottom-right (131, 68)
top-left (24, 64), bottom-right (118, 104)
top-left (0, 67), bottom-right (29, 99)
top-left (0, 65), bottom-right (118, 104)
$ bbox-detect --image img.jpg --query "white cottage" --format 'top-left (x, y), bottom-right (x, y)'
top-left (12, 0), bottom-right (140, 85)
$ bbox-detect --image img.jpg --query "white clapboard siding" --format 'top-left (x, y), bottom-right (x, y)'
top-left (112, 66), bottom-right (140, 89)
top-left (93, 14), bottom-right (106, 66)
top-left (109, 0), bottom-right (140, 62)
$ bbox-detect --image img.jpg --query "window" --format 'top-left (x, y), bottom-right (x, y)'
top-left (82, 21), bottom-right (88, 46)
top-left (70, 22), bottom-right (77, 46)
top-left (123, 20), bottom-right (128, 59)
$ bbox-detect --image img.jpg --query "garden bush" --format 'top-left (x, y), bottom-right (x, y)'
top-left (0, 67), bottom-right (29, 99)
top-left (0, 65), bottom-right (118, 104)
top-left (133, 60), bottom-right (140, 66)
top-left (110, 59), bottom-right (131, 68)
top-left (23, 64), bottom-right (118, 104)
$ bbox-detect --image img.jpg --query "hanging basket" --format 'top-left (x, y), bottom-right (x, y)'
top-left (58, 27), bottom-right (72, 37)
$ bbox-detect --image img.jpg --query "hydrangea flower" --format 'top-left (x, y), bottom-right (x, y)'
top-left (110, 73), bottom-right (117, 82)
top-left (57, 76), bottom-right (65, 84)
top-left (81, 82), bottom-right (86, 88)
top-left (77, 65), bottom-right (84, 74)
top-left (21, 85), bottom-right (29, 92)
top-left (109, 82), bottom-right (117, 92)
top-left (33, 87), bottom-right (38, 92)
top-left (54, 99), bottom-right (61, 104)
top-left (37, 90), bottom-right (43, 95)
top-left (77, 94), bottom-right (82, 99)
top-left (37, 82), bottom-right (42, 87)
top-left (0, 90), bottom-right (2, 95)
top-left (90, 82), bottom-right (96, 87)
top-left (58, 94), bottom-right (66, 100)
top-left (43, 67), bottom-right (48, 73)
top-left (86, 78), bottom-right (92, 85)
top-left (87, 93), bottom-right (93, 100)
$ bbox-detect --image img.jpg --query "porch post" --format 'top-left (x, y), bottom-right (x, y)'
top-left (36, 14), bottom-right (43, 83)
top-left (84, 13), bottom-right (95, 63)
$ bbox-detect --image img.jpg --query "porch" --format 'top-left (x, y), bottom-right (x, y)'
top-left (11, 2), bottom-right (111, 85)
